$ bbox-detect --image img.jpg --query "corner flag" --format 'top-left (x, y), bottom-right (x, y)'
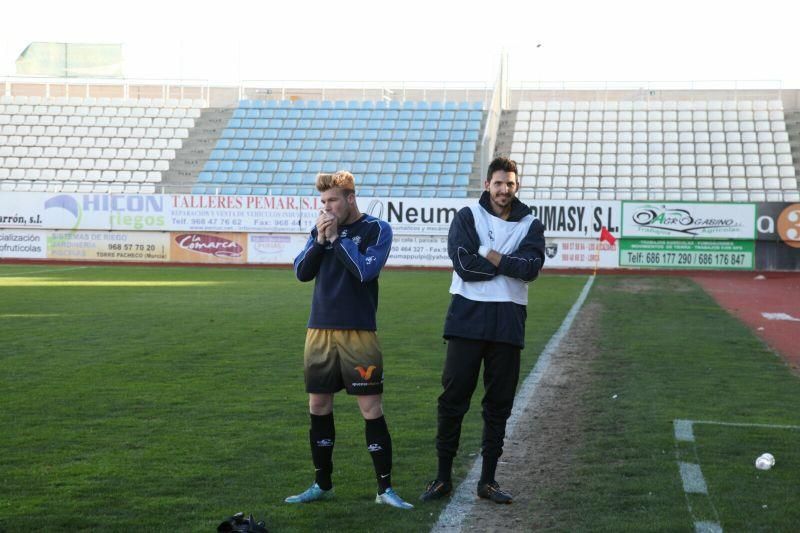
top-left (599, 226), bottom-right (617, 246)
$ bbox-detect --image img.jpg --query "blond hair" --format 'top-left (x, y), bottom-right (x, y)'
top-left (316, 170), bottom-right (356, 193)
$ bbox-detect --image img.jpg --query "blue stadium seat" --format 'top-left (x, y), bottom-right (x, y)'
top-left (378, 174), bottom-right (393, 185)
top-left (219, 161), bottom-right (234, 172)
top-left (198, 171), bottom-right (213, 183)
top-left (362, 174), bottom-right (379, 185)
top-left (454, 175), bottom-right (469, 186)
top-left (440, 175), bottom-right (455, 186)
top-left (257, 173), bottom-right (272, 184)
top-left (204, 160), bottom-right (220, 171)
top-left (221, 186), bottom-right (237, 195)
top-left (360, 186), bottom-right (375, 196)
top-left (405, 188), bottom-right (420, 197)
top-left (409, 175), bottom-right (423, 186)
top-left (437, 190), bottom-right (451, 198)
top-left (238, 186), bottom-right (253, 195)
top-left (192, 185), bottom-right (207, 194)
top-left (430, 153), bottom-right (445, 163)
top-left (394, 174), bottom-right (409, 185)
top-left (452, 189), bottom-right (468, 198)
top-left (421, 189), bottom-right (437, 197)
top-left (228, 172), bottom-right (244, 184)
top-left (252, 186), bottom-right (268, 195)
top-left (423, 175), bottom-right (439, 186)
top-left (248, 161), bottom-right (264, 172)
top-left (353, 162), bottom-right (368, 174)
top-left (273, 173), bottom-right (289, 184)
top-left (457, 163), bottom-right (472, 174)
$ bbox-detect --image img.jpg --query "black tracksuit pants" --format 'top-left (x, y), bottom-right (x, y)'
top-left (436, 337), bottom-right (521, 461)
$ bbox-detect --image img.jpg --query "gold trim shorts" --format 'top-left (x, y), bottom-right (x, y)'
top-left (303, 328), bottom-right (384, 395)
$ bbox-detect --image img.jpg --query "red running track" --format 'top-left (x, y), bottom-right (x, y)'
top-left (692, 272), bottom-right (800, 372)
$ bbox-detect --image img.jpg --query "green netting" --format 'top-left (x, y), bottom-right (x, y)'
top-left (16, 42), bottom-right (123, 78)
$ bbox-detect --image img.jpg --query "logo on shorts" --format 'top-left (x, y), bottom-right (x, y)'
top-left (367, 443), bottom-right (383, 452)
top-left (316, 439), bottom-right (334, 447)
top-left (355, 365), bottom-right (377, 380)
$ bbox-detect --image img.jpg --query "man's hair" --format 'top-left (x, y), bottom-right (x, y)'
top-left (316, 170), bottom-right (356, 193)
top-left (486, 156), bottom-right (519, 182)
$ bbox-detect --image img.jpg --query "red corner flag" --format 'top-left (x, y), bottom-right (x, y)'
top-left (599, 226), bottom-right (617, 246)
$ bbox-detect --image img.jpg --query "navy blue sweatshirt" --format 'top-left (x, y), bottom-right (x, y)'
top-left (443, 192), bottom-right (545, 348)
top-left (294, 214), bottom-right (392, 331)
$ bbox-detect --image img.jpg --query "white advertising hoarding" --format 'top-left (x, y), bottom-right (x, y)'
top-left (0, 230), bottom-right (48, 259)
top-left (621, 202), bottom-right (756, 240)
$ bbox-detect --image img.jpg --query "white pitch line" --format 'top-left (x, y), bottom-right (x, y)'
top-left (432, 275), bottom-right (596, 533)
top-left (695, 521), bottom-right (723, 533)
top-left (673, 418), bottom-right (800, 533)
top-left (0, 265), bottom-right (89, 277)
top-left (679, 462), bottom-right (708, 494)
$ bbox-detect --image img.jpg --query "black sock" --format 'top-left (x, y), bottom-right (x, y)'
top-left (309, 412), bottom-right (335, 490)
top-left (479, 456), bottom-right (498, 486)
top-left (365, 415), bottom-right (392, 493)
top-left (437, 456), bottom-right (453, 483)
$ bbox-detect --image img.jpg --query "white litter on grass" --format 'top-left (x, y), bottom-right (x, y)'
top-left (612, 394), bottom-right (618, 399)
top-left (761, 312), bottom-right (800, 322)
top-left (431, 275), bottom-right (595, 533)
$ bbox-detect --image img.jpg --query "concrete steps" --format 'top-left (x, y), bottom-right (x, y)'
top-left (160, 107), bottom-right (235, 193)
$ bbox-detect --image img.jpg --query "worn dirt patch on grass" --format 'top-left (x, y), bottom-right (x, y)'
top-left (458, 301), bottom-right (603, 532)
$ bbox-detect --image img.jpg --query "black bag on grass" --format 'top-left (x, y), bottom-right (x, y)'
top-left (216, 512), bottom-right (268, 532)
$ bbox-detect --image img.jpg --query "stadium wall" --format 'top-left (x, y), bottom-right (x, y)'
top-left (0, 192), bottom-right (797, 271)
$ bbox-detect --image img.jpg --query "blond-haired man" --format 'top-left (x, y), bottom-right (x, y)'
top-left (287, 171), bottom-right (413, 509)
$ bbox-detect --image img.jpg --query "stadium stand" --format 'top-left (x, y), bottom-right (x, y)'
top-left (193, 99), bottom-right (484, 198)
top-left (0, 96), bottom-right (205, 194)
top-left (2, 83), bottom-right (800, 203)
top-left (499, 99), bottom-right (800, 201)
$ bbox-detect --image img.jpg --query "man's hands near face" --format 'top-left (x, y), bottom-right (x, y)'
top-left (315, 211), bottom-right (339, 244)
